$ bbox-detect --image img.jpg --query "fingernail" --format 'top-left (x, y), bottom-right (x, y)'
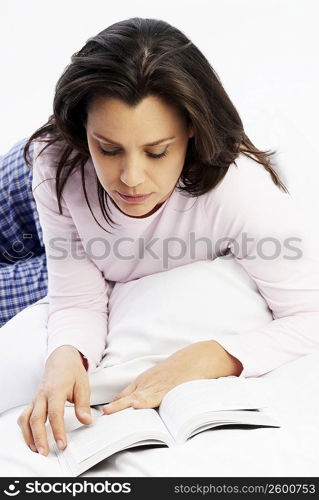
top-left (38, 447), bottom-right (46, 456)
top-left (29, 443), bottom-right (37, 452)
top-left (56, 439), bottom-right (64, 450)
top-left (81, 412), bottom-right (92, 420)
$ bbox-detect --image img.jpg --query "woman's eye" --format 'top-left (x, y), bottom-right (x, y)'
top-left (99, 148), bottom-right (119, 156)
top-left (147, 150), bottom-right (168, 159)
top-left (98, 146), bottom-right (168, 159)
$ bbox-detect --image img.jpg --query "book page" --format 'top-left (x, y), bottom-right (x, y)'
top-left (64, 406), bottom-right (172, 464)
top-left (183, 408), bottom-right (280, 443)
top-left (158, 377), bottom-right (274, 440)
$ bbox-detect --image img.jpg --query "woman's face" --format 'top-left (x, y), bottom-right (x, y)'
top-left (86, 95), bottom-right (193, 218)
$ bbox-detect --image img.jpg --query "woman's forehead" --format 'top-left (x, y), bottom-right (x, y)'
top-left (86, 95), bottom-right (187, 137)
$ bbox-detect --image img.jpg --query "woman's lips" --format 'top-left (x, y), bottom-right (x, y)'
top-left (117, 192), bottom-right (152, 203)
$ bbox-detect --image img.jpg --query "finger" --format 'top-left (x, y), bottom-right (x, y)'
top-left (47, 396), bottom-right (67, 451)
top-left (17, 403), bottom-right (38, 453)
top-left (73, 377), bottom-right (92, 425)
top-left (29, 396), bottom-right (49, 456)
top-left (105, 388), bottom-right (166, 413)
top-left (103, 394), bottom-right (139, 414)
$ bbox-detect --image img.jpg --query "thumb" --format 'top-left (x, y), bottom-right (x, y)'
top-left (74, 381), bottom-right (92, 424)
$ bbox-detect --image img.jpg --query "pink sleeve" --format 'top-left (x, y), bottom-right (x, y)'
top-left (31, 140), bottom-right (109, 373)
top-left (206, 158), bottom-right (319, 377)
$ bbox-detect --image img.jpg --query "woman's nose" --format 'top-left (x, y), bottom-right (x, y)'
top-left (120, 164), bottom-right (145, 187)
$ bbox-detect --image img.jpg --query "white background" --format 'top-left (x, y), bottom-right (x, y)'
top-left (1, 0), bottom-right (318, 240)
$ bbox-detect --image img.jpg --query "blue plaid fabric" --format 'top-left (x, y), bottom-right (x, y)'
top-left (0, 138), bottom-right (48, 327)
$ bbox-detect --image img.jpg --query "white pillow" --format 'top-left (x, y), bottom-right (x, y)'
top-left (89, 256), bottom-right (273, 404)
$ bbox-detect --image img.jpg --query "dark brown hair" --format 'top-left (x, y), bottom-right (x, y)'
top-left (23, 16), bottom-right (288, 233)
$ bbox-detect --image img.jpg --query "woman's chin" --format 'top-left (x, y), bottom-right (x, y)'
top-left (116, 200), bottom-right (164, 219)
top-left (121, 204), bottom-right (159, 218)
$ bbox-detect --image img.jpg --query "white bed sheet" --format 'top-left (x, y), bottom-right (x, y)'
top-left (1, 351), bottom-right (319, 477)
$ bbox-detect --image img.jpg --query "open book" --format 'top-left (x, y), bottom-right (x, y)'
top-left (51, 377), bottom-right (280, 476)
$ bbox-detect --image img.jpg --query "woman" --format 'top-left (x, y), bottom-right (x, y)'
top-left (13, 17), bottom-right (319, 457)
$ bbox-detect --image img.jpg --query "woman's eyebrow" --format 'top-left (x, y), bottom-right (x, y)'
top-left (92, 133), bottom-right (176, 147)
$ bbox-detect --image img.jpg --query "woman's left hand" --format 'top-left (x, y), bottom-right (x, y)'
top-left (102, 340), bottom-right (243, 414)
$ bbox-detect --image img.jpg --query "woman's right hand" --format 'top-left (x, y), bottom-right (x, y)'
top-left (17, 345), bottom-right (92, 456)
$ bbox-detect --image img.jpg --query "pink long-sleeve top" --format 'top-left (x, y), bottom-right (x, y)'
top-left (31, 139), bottom-right (319, 377)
